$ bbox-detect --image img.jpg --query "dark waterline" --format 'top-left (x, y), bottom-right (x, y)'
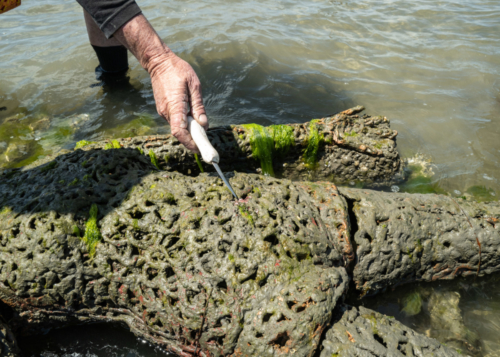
top-left (18, 323), bottom-right (176, 357)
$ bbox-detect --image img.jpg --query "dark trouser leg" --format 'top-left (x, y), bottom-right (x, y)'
top-left (83, 10), bottom-right (129, 82)
top-left (91, 45), bottom-right (129, 77)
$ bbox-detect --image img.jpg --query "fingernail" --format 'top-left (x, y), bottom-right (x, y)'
top-left (199, 114), bottom-right (208, 124)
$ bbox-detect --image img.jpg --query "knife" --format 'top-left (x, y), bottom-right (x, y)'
top-left (187, 116), bottom-right (239, 200)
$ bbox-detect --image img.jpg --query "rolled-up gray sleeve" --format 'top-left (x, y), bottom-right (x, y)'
top-left (76, 0), bottom-right (142, 39)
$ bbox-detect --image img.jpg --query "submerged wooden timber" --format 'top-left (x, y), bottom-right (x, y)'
top-left (68, 106), bottom-right (403, 187)
top-left (339, 187), bottom-right (500, 297)
top-left (0, 145), bottom-right (498, 356)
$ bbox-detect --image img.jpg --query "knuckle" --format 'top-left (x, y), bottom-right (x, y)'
top-left (158, 110), bottom-right (169, 120)
top-left (192, 81), bottom-right (201, 91)
top-left (171, 127), bottom-right (181, 137)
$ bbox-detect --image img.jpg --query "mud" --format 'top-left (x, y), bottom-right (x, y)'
top-left (71, 106), bottom-right (402, 186)
top-left (0, 148), bottom-right (497, 356)
top-left (340, 187), bottom-right (500, 297)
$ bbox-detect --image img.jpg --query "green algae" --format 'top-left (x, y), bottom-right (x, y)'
top-left (136, 147), bottom-right (144, 155)
top-left (400, 176), bottom-right (445, 195)
top-left (51, 127), bottom-right (74, 142)
top-left (0, 207), bottom-right (12, 215)
top-left (466, 185), bottom-right (496, 202)
top-left (241, 124), bottom-right (275, 176)
top-left (3, 140), bottom-right (46, 169)
top-left (397, 160), bottom-right (478, 197)
top-left (105, 114), bottom-right (156, 138)
top-left (238, 204), bottom-right (255, 226)
top-left (164, 192), bottom-right (176, 204)
top-left (194, 153), bottom-right (204, 173)
top-left (82, 204), bottom-right (101, 258)
top-left (303, 120), bottom-right (323, 170)
top-left (252, 186), bottom-right (262, 198)
top-left (68, 178), bottom-right (79, 186)
top-left (241, 124), bottom-right (296, 176)
top-left (344, 131), bottom-right (358, 137)
top-left (72, 225), bottom-right (81, 237)
top-left (103, 139), bottom-right (122, 150)
top-left (402, 291), bottom-right (422, 316)
top-left (363, 313), bottom-right (379, 334)
top-left (75, 140), bottom-right (96, 150)
top-left (399, 164), bottom-right (446, 195)
top-left (133, 219), bottom-right (140, 231)
top-left (149, 150), bottom-right (160, 169)
top-left (268, 124), bottom-right (295, 158)
top-left (40, 161), bottom-right (58, 172)
top-left (0, 113), bottom-right (49, 168)
top-left (0, 118), bottom-right (34, 143)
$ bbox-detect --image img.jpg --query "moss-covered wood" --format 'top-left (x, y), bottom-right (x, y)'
top-left (339, 187), bottom-right (500, 297)
top-left (0, 149), bottom-right (350, 356)
top-left (0, 148), bottom-right (498, 356)
top-left (69, 106), bottom-right (402, 186)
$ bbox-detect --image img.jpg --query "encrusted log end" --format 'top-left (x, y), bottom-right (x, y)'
top-left (338, 187), bottom-right (500, 297)
top-left (320, 305), bottom-right (462, 357)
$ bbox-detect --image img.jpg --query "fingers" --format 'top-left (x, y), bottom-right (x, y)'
top-left (167, 98), bottom-right (201, 154)
top-left (150, 53), bottom-right (207, 153)
top-left (171, 125), bottom-right (200, 153)
top-left (188, 78), bottom-right (209, 130)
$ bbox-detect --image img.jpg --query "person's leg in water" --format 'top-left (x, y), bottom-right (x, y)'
top-left (83, 10), bottom-right (129, 85)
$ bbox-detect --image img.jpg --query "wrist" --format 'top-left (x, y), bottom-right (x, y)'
top-left (141, 43), bottom-right (174, 75)
top-left (114, 14), bottom-right (175, 75)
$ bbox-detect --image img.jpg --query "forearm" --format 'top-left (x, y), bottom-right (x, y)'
top-left (80, 2), bottom-right (208, 151)
top-left (113, 14), bottom-right (172, 75)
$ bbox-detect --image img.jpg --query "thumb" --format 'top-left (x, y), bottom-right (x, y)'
top-left (188, 80), bottom-right (208, 131)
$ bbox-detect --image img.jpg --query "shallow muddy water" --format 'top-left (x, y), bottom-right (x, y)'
top-left (1, 0), bottom-right (500, 355)
top-left (1, 0), bottom-right (500, 196)
top-left (358, 275), bottom-right (500, 357)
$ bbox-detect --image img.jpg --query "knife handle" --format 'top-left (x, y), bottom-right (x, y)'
top-left (187, 116), bottom-right (220, 164)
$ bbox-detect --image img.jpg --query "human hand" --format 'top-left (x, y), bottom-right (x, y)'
top-left (149, 52), bottom-right (208, 153)
top-left (114, 14), bottom-right (208, 152)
